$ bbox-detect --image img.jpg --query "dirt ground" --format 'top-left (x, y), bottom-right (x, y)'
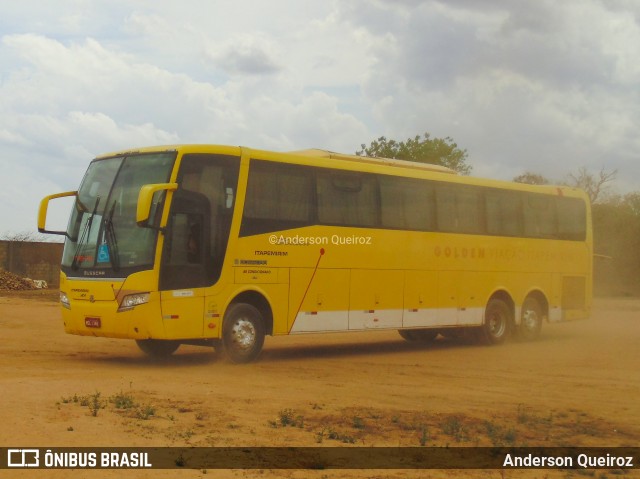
top-left (0, 293), bottom-right (638, 479)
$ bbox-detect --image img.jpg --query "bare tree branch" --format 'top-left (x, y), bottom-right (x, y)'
top-left (565, 167), bottom-right (617, 203)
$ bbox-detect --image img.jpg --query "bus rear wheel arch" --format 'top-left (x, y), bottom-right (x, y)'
top-left (220, 303), bottom-right (266, 363)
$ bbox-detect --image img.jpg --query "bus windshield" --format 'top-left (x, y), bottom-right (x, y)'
top-left (61, 152), bottom-right (176, 276)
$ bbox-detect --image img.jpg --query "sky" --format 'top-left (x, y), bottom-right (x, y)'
top-left (1, 0), bottom-right (639, 237)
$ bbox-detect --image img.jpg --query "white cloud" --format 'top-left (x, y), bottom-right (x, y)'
top-left (207, 34), bottom-right (283, 76)
top-left (247, 91), bottom-right (369, 151)
top-left (338, 0), bottom-right (640, 184)
top-left (1, 0), bottom-right (640, 235)
top-left (0, 16), bottom-right (370, 233)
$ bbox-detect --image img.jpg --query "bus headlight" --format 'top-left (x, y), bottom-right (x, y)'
top-left (119, 293), bottom-right (150, 312)
top-left (60, 291), bottom-right (70, 309)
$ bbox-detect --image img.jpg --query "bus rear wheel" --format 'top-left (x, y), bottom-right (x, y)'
top-left (398, 329), bottom-right (438, 342)
top-left (136, 339), bottom-right (180, 358)
top-left (221, 303), bottom-right (265, 363)
top-left (479, 299), bottom-right (511, 345)
top-left (518, 297), bottom-right (543, 341)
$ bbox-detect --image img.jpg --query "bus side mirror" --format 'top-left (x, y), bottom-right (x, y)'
top-left (136, 183), bottom-right (178, 228)
top-left (38, 191), bottom-right (78, 237)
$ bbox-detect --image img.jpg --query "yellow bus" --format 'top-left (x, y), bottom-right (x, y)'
top-left (38, 145), bottom-right (592, 362)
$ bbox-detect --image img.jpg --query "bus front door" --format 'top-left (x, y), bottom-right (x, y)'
top-left (158, 189), bottom-right (210, 339)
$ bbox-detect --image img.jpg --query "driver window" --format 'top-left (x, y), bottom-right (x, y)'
top-left (159, 154), bottom-right (240, 291)
top-left (167, 213), bottom-right (203, 265)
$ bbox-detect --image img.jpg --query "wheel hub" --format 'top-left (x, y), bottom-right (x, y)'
top-left (522, 309), bottom-right (538, 331)
top-left (231, 318), bottom-right (256, 350)
top-left (489, 313), bottom-right (506, 337)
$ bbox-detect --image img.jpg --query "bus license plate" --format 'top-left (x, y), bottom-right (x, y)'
top-left (85, 317), bottom-right (101, 328)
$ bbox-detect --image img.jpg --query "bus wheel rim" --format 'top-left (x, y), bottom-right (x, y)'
top-left (522, 309), bottom-right (538, 331)
top-left (231, 318), bottom-right (256, 350)
top-left (489, 312), bottom-right (506, 337)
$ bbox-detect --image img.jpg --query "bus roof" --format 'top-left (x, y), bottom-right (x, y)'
top-left (95, 145), bottom-right (456, 174)
top-left (287, 149), bottom-right (457, 175)
top-left (92, 144), bottom-right (587, 200)
top-left (285, 149), bottom-right (589, 199)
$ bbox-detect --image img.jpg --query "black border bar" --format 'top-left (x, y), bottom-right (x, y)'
top-left (2, 447), bottom-right (638, 469)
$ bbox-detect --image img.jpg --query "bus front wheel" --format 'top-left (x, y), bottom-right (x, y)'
top-left (136, 339), bottom-right (180, 358)
top-left (221, 303), bottom-right (266, 363)
top-left (479, 299), bottom-right (511, 345)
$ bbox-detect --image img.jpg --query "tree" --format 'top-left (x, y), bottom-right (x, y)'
top-left (356, 133), bottom-right (472, 175)
top-left (591, 192), bottom-right (640, 295)
top-left (620, 192), bottom-right (640, 217)
top-left (513, 172), bottom-right (550, 185)
top-left (0, 230), bottom-right (55, 243)
top-left (512, 167), bottom-right (616, 204)
top-left (565, 167), bottom-right (617, 204)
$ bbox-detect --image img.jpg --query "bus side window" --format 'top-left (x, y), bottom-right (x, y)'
top-left (486, 190), bottom-right (523, 237)
top-left (436, 185), bottom-right (483, 235)
top-left (317, 173), bottom-right (377, 227)
top-left (557, 197), bottom-right (586, 240)
top-left (241, 161), bottom-right (313, 236)
top-left (436, 186), bottom-right (457, 232)
top-left (244, 167), bottom-right (311, 222)
top-left (456, 187), bottom-right (483, 234)
top-left (524, 194), bottom-right (557, 238)
top-left (379, 176), bottom-right (435, 231)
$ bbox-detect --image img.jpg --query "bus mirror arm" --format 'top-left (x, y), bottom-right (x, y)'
top-left (136, 183), bottom-right (178, 229)
top-left (37, 191), bottom-right (78, 238)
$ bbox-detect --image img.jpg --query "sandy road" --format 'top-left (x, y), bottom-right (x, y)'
top-left (0, 295), bottom-right (638, 478)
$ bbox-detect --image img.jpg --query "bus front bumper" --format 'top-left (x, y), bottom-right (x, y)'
top-left (61, 294), bottom-right (164, 340)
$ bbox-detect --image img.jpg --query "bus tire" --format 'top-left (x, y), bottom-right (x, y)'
top-left (398, 329), bottom-right (438, 342)
top-left (136, 339), bottom-right (180, 358)
top-left (479, 298), bottom-right (511, 345)
top-left (221, 303), bottom-right (265, 363)
top-left (518, 297), bottom-right (543, 341)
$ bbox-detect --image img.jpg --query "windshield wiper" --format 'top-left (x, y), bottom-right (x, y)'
top-left (103, 200), bottom-right (120, 272)
top-left (71, 196), bottom-right (101, 270)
